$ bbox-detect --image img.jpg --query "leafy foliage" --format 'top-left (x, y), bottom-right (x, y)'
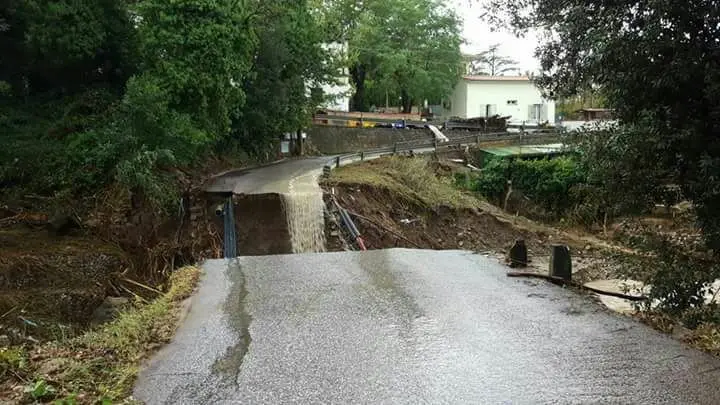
top-left (462, 156), bottom-right (586, 218)
top-left (0, 0), bottom-right (331, 209)
top-left (134, 0), bottom-right (255, 140)
top-left (329, 0), bottom-right (463, 112)
top-left (486, 0), bottom-right (720, 312)
top-left (486, 0), bottom-right (720, 249)
top-left (231, 0), bottom-right (329, 156)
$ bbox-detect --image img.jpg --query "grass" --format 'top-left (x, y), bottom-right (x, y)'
top-left (0, 265), bottom-right (201, 404)
top-left (327, 156), bottom-right (479, 209)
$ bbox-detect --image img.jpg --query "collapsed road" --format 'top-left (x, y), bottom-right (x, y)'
top-left (134, 158), bottom-right (720, 404)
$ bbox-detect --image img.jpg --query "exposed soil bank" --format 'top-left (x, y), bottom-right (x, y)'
top-left (321, 157), bottom-right (636, 283)
top-left (233, 193), bottom-right (292, 255)
top-left (0, 186), bottom-right (223, 344)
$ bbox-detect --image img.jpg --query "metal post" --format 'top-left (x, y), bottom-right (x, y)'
top-left (549, 244), bottom-right (572, 281)
top-left (335, 156), bottom-right (341, 168)
top-left (360, 151), bottom-right (365, 161)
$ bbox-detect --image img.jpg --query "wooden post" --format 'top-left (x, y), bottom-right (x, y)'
top-left (549, 244), bottom-right (572, 281)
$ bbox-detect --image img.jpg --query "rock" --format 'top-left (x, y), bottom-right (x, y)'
top-left (458, 241), bottom-right (464, 247)
top-left (0, 335), bottom-right (9, 346)
top-left (47, 212), bottom-right (81, 236)
top-left (508, 239), bottom-right (528, 268)
top-left (330, 231), bottom-right (339, 237)
top-left (91, 296), bottom-right (130, 325)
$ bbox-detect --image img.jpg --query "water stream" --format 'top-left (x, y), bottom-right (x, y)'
top-left (282, 192), bottom-right (327, 253)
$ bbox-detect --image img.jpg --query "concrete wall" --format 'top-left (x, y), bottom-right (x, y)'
top-left (451, 79), bottom-right (555, 123)
top-left (449, 80), bottom-right (467, 118)
top-left (307, 126), bottom-right (432, 154)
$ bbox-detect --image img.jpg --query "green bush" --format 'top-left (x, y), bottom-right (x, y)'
top-left (460, 156), bottom-right (587, 218)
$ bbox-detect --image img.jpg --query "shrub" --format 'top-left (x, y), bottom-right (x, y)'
top-left (461, 156), bottom-right (586, 218)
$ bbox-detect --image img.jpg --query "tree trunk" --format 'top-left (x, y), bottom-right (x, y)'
top-left (349, 64), bottom-right (367, 112)
top-left (400, 89), bottom-right (412, 114)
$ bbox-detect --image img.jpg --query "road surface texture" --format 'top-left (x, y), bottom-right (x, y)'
top-left (203, 150), bottom-right (434, 195)
top-left (134, 249), bottom-right (720, 404)
top-left (205, 157), bottom-right (330, 195)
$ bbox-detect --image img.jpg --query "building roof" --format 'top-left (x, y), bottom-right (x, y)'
top-left (463, 75), bottom-right (531, 82)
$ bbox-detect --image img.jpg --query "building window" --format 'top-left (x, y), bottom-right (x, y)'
top-left (507, 100), bottom-right (518, 105)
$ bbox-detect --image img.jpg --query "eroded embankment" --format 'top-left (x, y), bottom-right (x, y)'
top-left (320, 157), bottom-right (627, 283)
top-left (231, 192), bottom-right (326, 255)
top-left (0, 188), bottom-right (223, 344)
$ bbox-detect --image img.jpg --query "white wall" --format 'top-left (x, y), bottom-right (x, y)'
top-left (453, 79), bottom-right (555, 123)
top-left (315, 42), bottom-right (352, 112)
top-left (449, 80), bottom-right (467, 118)
top-left (319, 75), bottom-right (351, 112)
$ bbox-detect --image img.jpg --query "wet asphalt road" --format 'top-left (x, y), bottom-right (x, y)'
top-left (203, 149), bottom-right (434, 195)
top-left (134, 249), bottom-right (720, 404)
top-left (204, 157), bottom-right (330, 195)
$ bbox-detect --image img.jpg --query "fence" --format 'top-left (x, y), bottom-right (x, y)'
top-left (322, 130), bottom-right (564, 172)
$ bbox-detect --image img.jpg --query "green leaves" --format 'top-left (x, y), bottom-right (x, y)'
top-left (339, 0), bottom-right (463, 111)
top-left (135, 0), bottom-right (255, 139)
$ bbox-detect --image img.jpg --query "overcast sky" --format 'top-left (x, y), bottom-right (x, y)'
top-left (450, 0), bottom-right (540, 72)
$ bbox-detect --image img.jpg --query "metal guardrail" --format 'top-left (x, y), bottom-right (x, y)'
top-left (322, 131), bottom-right (563, 173)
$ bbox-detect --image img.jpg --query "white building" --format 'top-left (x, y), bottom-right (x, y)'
top-left (449, 76), bottom-right (555, 124)
top-left (316, 42), bottom-right (352, 112)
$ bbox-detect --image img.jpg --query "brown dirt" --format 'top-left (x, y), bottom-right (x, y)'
top-left (234, 194), bottom-right (293, 256)
top-left (322, 157), bottom-right (638, 284)
top-left (0, 181), bottom-right (223, 345)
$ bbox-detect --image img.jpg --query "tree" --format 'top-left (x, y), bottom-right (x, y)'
top-left (486, 0), bottom-right (720, 311)
top-left (231, 0), bottom-right (330, 156)
top-left (467, 44), bottom-right (519, 76)
top-left (134, 0), bottom-right (255, 140)
top-left (335, 0), bottom-right (463, 112)
top-left (0, 0), bottom-right (137, 98)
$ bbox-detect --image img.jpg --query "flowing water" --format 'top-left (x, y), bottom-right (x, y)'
top-left (282, 192), bottom-right (327, 253)
top-left (282, 169), bottom-right (327, 254)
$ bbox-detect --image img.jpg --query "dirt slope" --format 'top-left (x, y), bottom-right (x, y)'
top-left (322, 157), bottom-right (632, 281)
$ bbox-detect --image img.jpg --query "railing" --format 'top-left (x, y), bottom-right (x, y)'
top-left (322, 130), bottom-right (564, 172)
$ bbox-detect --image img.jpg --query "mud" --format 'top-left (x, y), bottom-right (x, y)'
top-left (233, 194), bottom-right (292, 256)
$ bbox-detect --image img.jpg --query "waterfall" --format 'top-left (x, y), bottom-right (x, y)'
top-left (282, 192), bottom-right (327, 254)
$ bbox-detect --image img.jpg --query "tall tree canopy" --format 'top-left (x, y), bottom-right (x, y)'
top-left (231, 0), bottom-right (330, 155)
top-left (328, 0), bottom-right (463, 112)
top-left (0, 0), bottom-right (331, 204)
top-left (487, 0), bottom-right (720, 251)
top-left (466, 44), bottom-right (519, 76)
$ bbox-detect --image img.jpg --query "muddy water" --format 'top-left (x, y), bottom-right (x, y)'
top-left (282, 170), bottom-right (326, 253)
top-left (282, 192), bottom-right (327, 253)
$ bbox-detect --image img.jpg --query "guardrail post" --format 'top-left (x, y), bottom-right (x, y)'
top-left (360, 151), bottom-right (365, 161)
top-left (335, 156), bottom-right (341, 168)
top-left (393, 143), bottom-right (398, 155)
